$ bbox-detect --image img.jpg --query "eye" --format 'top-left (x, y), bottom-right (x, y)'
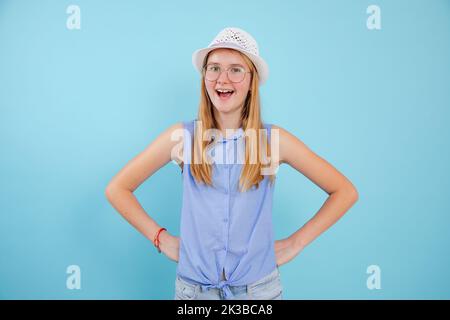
top-left (207, 65), bottom-right (220, 72)
top-left (230, 67), bottom-right (244, 74)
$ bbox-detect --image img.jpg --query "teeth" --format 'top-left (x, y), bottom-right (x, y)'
top-left (217, 89), bottom-right (233, 93)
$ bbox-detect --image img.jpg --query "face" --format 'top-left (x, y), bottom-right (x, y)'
top-left (204, 48), bottom-right (252, 115)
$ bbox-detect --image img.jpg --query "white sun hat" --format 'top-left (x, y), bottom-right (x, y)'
top-left (192, 27), bottom-right (269, 85)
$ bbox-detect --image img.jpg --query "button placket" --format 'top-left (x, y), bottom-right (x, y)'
top-left (212, 128), bottom-right (245, 286)
top-left (220, 161), bottom-right (231, 279)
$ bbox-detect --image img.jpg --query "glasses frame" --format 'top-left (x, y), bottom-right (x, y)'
top-left (202, 63), bottom-right (252, 83)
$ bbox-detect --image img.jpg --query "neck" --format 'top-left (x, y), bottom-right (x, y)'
top-left (213, 109), bottom-right (242, 138)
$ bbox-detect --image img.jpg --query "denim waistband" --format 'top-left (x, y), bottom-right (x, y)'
top-left (177, 267), bottom-right (279, 300)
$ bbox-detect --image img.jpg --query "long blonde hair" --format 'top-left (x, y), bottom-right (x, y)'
top-left (185, 49), bottom-right (276, 192)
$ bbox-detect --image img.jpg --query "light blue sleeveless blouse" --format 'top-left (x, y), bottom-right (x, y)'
top-left (175, 119), bottom-right (277, 299)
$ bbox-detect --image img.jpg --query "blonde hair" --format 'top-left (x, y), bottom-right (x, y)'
top-left (185, 49), bottom-right (276, 192)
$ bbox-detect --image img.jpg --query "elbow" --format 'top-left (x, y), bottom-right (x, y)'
top-left (105, 182), bottom-right (119, 203)
top-left (352, 188), bottom-right (359, 203)
top-left (347, 185), bottom-right (359, 204)
top-left (104, 184), bottom-right (113, 202)
top-left (105, 181), bottom-right (133, 203)
top-left (335, 183), bottom-right (359, 204)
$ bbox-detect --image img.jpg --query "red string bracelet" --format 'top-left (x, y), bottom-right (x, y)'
top-left (153, 227), bottom-right (167, 253)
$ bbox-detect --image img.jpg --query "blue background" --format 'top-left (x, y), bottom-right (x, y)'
top-left (1, 0), bottom-right (449, 299)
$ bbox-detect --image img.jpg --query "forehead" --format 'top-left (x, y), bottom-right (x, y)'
top-left (206, 48), bottom-right (246, 66)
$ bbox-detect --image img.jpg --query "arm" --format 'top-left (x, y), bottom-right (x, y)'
top-left (105, 122), bottom-right (184, 262)
top-left (272, 124), bottom-right (359, 267)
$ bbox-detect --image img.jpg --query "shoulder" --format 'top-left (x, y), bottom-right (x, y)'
top-left (162, 119), bottom-right (198, 138)
top-left (150, 121), bottom-right (188, 153)
top-left (270, 124), bottom-right (308, 165)
top-left (270, 124), bottom-right (291, 137)
top-left (156, 121), bottom-right (186, 170)
top-left (159, 121), bottom-right (185, 144)
top-left (270, 123), bottom-right (292, 143)
top-left (167, 121), bottom-right (184, 131)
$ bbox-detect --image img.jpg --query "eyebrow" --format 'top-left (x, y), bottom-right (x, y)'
top-left (206, 62), bottom-right (245, 67)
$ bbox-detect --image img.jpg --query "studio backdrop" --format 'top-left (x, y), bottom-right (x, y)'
top-left (1, 0), bottom-right (449, 299)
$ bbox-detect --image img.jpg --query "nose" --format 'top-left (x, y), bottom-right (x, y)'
top-left (216, 69), bottom-right (230, 84)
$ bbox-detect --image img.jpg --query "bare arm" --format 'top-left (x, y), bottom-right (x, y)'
top-left (105, 122), bottom-right (184, 260)
top-left (272, 124), bottom-right (359, 266)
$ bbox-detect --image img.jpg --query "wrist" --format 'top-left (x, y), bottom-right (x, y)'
top-left (289, 234), bottom-right (306, 251)
top-left (158, 230), bottom-right (169, 246)
top-left (153, 227), bottom-right (167, 253)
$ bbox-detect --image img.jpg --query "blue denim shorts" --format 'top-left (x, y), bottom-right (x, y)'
top-left (174, 267), bottom-right (283, 300)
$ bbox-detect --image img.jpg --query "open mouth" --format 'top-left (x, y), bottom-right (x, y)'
top-left (215, 89), bottom-right (235, 100)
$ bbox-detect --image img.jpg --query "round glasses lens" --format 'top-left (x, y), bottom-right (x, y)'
top-left (228, 68), bottom-right (245, 83)
top-left (203, 65), bottom-right (247, 83)
top-left (204, 66), bottom-right (220, 81)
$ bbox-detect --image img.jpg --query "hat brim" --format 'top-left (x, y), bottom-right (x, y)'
top-left (192, 43), bottom-right (269, 85)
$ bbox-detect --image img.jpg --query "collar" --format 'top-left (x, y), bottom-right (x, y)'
top-left (214, 127), bottom-right (244, 143)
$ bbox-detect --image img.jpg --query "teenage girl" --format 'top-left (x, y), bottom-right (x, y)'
top-left (105, 27), bottom-right (359, 300)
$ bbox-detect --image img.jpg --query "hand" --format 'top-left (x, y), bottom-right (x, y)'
top-left (274, 236), bottom-right (304, 267)
top-left (157, 231), bottom-right (180, 263)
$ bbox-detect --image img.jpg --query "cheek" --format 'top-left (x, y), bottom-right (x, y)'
top-left (235, 81), bottom-right (251, 98)
top-left (205, 82), bottom-right (216, 97)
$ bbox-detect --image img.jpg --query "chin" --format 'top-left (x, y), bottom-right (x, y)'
top-left (213, 103), bottom-right (237, 114)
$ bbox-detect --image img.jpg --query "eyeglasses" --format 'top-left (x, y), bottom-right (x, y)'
top-left (203, 63), bottom-right (252, 83)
